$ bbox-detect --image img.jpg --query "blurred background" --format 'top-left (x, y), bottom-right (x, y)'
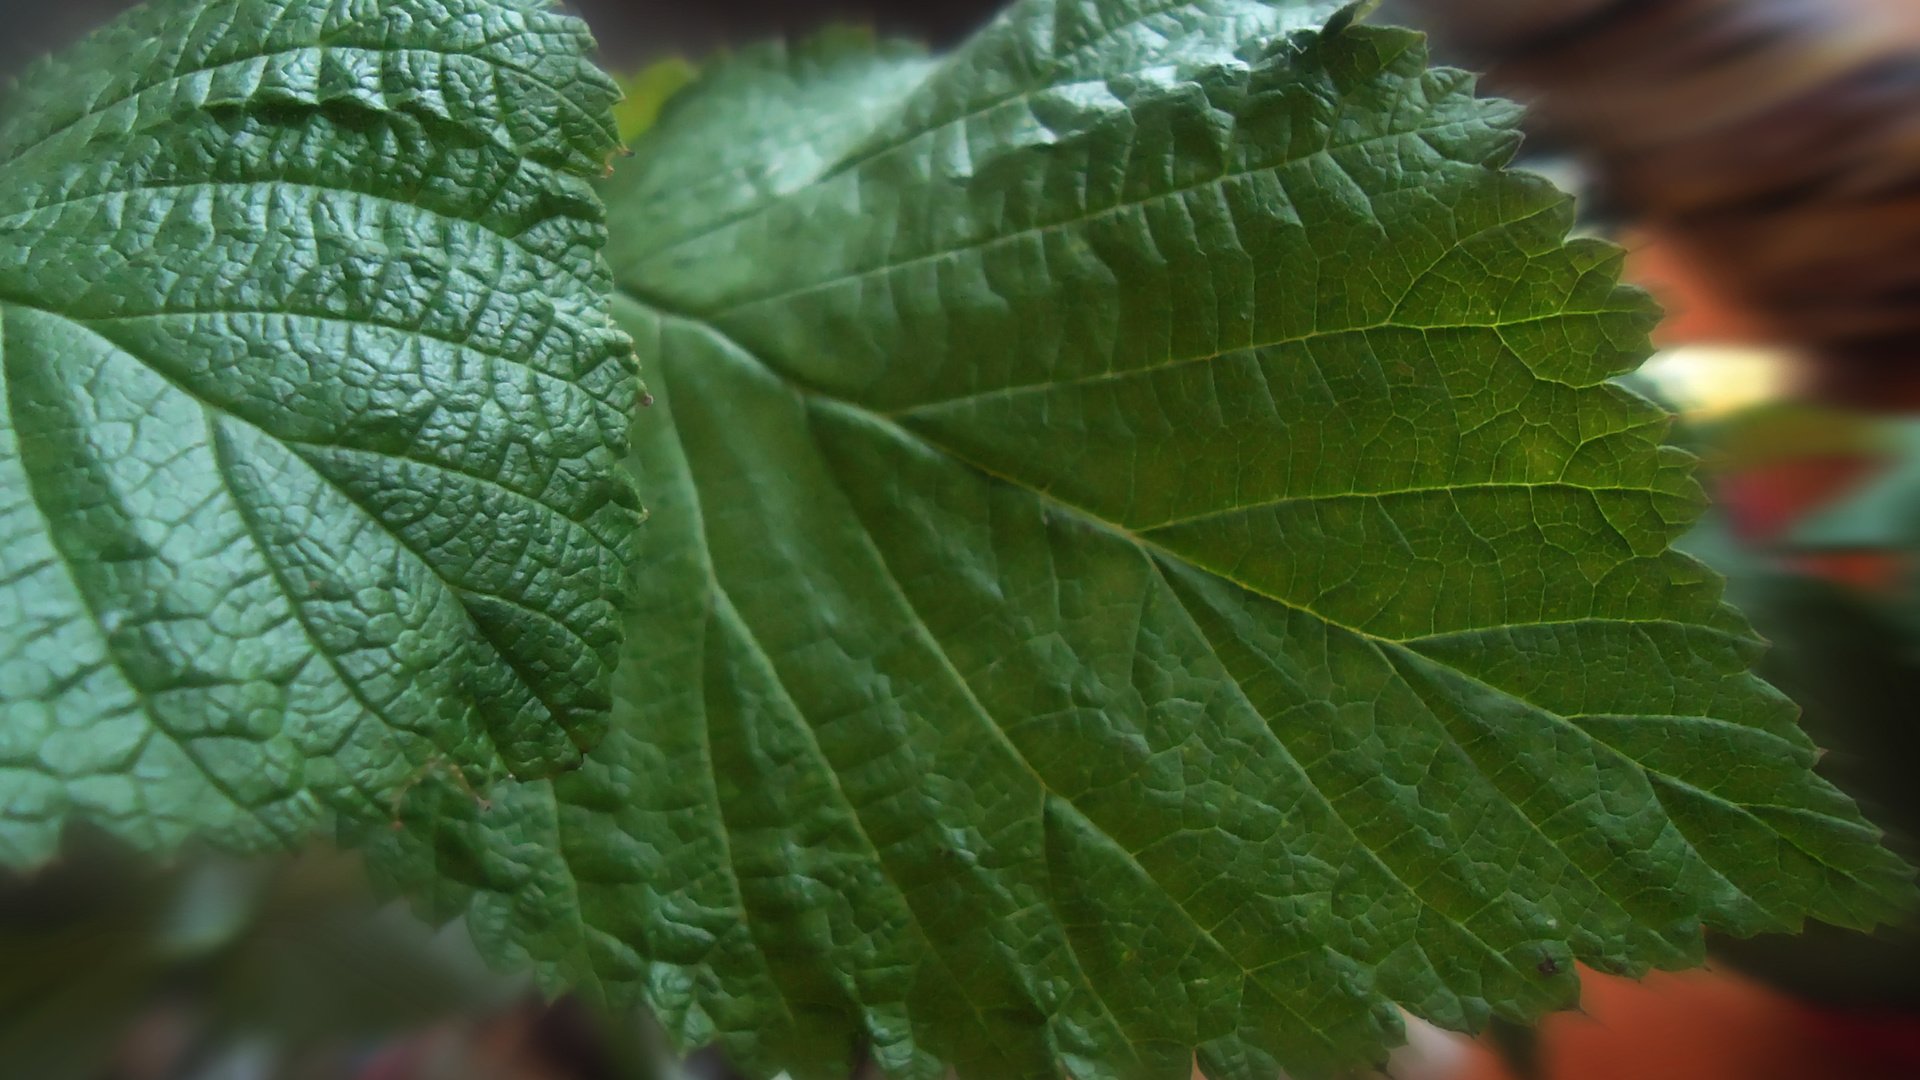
top-left (7, 0), bottom-right (1920, 1077)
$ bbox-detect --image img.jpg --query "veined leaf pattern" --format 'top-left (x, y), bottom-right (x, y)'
top-left (0, 0), bottom-right (641, 862)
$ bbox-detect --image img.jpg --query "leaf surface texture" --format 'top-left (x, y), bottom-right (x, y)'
top-left (352, 2), bottom-right (1911, 1077)
top-left (0, 0), bottom-right (640, 862)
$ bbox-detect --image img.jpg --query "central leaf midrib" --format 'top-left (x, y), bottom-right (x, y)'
top-left (802, 442), bottom-right (1361, 1063)
top-left (626, 290), bottom-right (1892, 1001)
top-left (619, 290), bottom-right (1393, 648)
top-left (642, 295), bottom-right (1351, 1069)
top-left (630, 291), bottom-right (1577, 1044)
top-left (649, 331), bottom-right (1085, 1072)
top-left (703, 583), bottom-right (1041, 1076)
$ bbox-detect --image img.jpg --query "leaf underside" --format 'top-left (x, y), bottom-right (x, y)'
top-left (359, 2), bottom-right (1913, 1077)
top-left (0, 0), bottom-right (641, 863)
top-left (14, 0), bottom-right (1872, 1077)
top-left (351, 2), bottom-right (1915, 1077)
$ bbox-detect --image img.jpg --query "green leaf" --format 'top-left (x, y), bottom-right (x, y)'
top-left (0, 0), bottom-right (641, 864)
top-left (361, 2), bottom-right (1912, 1078)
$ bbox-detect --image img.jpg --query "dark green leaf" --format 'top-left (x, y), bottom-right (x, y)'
top-left (356, 2), bottom-right (1911, 1077)
top-left (0, 0), bottom-right (641, 863)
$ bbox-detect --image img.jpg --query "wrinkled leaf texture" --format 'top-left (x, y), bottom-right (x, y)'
top-left (0, 0), bottom-right (641, 862)
top-left (359, 1), bottom-right (1913, 1079)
